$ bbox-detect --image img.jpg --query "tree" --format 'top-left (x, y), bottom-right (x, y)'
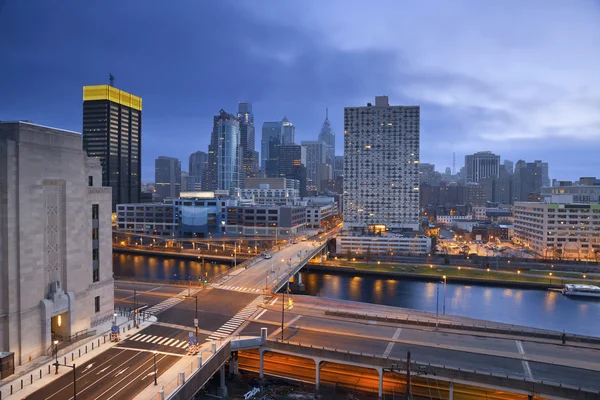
top-left (553, 248), bottom-right (563, 261)
top-left (430, 235), bottom-right (438, 255)
top-left (346, 249), bottom-right (352, 261)
top-left (365, 247), bottom-right (372, 263)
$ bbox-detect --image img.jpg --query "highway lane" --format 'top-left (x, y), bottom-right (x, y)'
top-left (24, 348), bottom-right (179, 400)
top-left (238, 350), bottom-right (533, 400)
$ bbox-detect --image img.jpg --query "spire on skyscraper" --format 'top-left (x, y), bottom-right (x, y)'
top-left (318, 108), bottom-right (335, 165)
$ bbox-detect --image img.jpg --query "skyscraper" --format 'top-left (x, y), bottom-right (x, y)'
top-left (281, 116), bottom-right (295, 145)
top-left (238, 102), bottom-right (259, 179)
top-left (155, 156), bottom-right (181, 200)
top-left (189, 150), bottom-right (208, 191)
top-left (465, 151), bottom-right (500, 183)
top-left (318, 108), bottom-right (335, 165)
top-left (333, 155), bottom-right (344, 179)
top-left (261, 121), bottom-right (282, 173)
top-left (278, 144), bottom-right (307, 197)
top-left (82, 83), bottom-right (142, 210)
top-left (216, 112), bottom-right (242, 190)
top-left (513, 160), bottom-right (549, 202)
top-left (343, 96), bottom-right (420, 231)
top-left (301, 140), bottom-right (327, 193)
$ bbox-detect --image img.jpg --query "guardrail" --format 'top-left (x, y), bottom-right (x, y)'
top-left (271, 244), bottom-right (325, 292)
top-left (167, 341), bottom-right (231, 400)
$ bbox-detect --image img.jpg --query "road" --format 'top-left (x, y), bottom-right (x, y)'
top-left (215, 233), bottom-right (326, 292)
top-left (239, 297), bottom-right (600, 392)
top-left (24, 348), bottom-right (179, 400)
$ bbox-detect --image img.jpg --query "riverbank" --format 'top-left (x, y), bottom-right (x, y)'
top-left (306, 260), bottom-right (600, 289)
top-left (113, 245), bottom-right (249, 262)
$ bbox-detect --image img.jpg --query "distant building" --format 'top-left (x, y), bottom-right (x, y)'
top-left (116, 203), bottom-right (176, 236)
top-left (306, 203), bottom-right (334, 229)
top-left (0, 122), bottom-right (113, 366)
top-left (514, 201), bottom-right (600, 260)
top-left (301, 140), bottom-right (327, 193)
top-left (344, 96), bottom-right (420, 231)
top-left (503, 160), bottom-right (514, 175)
top-left (225, 204), bottom-right (306, 238)
top-left (181, 171), bottom-right (189, 194)
top-left (238, 102), bottom-right (259, 179)
top-left (333, 155), bottom-right (344, 179)
top-left (188, 151), bottom-right (208, 191)
top-left (281, 117), bottom-right (295, 145)
top-left (278, 144), bottom-right (307, 197)
top-left (465, 151), bottom-right (500, 183)
top-left (513, 160), bottom-right (548, 202)
top-left (318, 108), bottom-right (335, 165)
top-left (245, 177), bottom-right (293, 190)
top-left (336, 232), bottom-right (431, 257)
top-left (261, 121), bottom-right (282, 173)
top-left (175, 193), bottom-right (236, 238)
top-left (239, 187), bottom-right (300, 206)
top-left (541, 184), bottom-right (600, 204)
top-left (316, 162), bottom-right (333, 193)
top-left (155, 156), bottom-right (181, 200)
top-left (215, 111), bottom-right (242, 190)
top-left (82, 84), bottom-right (142, 210)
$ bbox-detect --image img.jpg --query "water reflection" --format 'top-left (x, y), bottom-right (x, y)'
top-left (295, 271), bottom-right (600, 337)
top-left (113, 253), bottom-right (229, 281)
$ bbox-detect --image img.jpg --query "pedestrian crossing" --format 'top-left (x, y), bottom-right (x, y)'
top-left (218, 285), bottom-right (263, 294)
top-left (144, 297), bottom-right (183, 316)
top-left (208, 296), bottom-right (262, 341)
top-left (126, 333), bottom-right (189, 349)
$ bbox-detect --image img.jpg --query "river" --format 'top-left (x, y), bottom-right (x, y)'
top-left (113, 253), bottom-right (600, 337)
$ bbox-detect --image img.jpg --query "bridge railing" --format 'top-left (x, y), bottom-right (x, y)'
top-left (271, 243), bottom-right (325, 292)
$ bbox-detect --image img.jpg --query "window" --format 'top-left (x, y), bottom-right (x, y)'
top-left (92, 228), bottom-right (99, 240)
top-left (95, 296), bottom-right (100, 313)
top-left (93, 248), bottom-right (99, 260)
top-left (88, 176), bottom-right (93, 186)
top-left (93, 268), bottom-right (99, 282)
top-left (92, 204), bottom-right (99, 220)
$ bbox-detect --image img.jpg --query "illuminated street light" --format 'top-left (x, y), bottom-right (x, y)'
top-left (442, 275), bottom-right (447, 314)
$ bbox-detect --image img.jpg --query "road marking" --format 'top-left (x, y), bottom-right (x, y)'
top-left (150, 336), bottom-right (162, 344)
top-left (383, 328), bottom-right (403, 357)
top-left (157, 337), bottom-right (170, 345)
top-left (270, 315), bottom-right (302, 338)
top-left (97, 365), bottom-right (111, 375)
top-left (85, 363), bottom-right (95, 370)
top-left (134, 334), bottom-right (148, 341)
top-left (129, 334), bottom-right (141, 341)
top-left (176, 341), bottom-right (187, 348)
top-left (98, 354), bottom-right (169, 400)
top-left (270, 298), bottom-right (278, 306)
top-left (115, 346), bottom-right (184, 357)
top-left (164, 338), bottom-right (176, 346)
top-left (516, 340), bottom-right (533, 379)
top-left (141, 335), bottom-right (156, 343)
top-left (255, 309), bottom-right (268, 320)
top-left (145, 286), bottom-right (163, 293)
top-left (141, 370), bottom-right (158, 380)
top-left (115, 367), bottom-right (129, 377)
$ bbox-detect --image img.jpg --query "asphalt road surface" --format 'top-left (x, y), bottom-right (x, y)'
top-left (25, 348), bottom-right (179, 400)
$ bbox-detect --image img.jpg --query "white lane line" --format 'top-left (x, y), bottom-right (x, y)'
top-left (383, 328), bottom-right (403, 357)
top-left (516, 340), bottom-right (533, 379)
top-left (255, 309), bottom-right (268, 320)
top-left (270, 298), bottom-right (278, 306)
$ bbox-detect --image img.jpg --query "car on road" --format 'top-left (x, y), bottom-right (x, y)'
top-left (262, 253), bottom-right (272, 259)
top-left (301, 237), bottom-right (307, 241)
top-left (291, 239), bottom-right (297, 244)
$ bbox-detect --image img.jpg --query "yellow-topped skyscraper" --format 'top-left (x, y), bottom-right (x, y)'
top-left (82, 80), bottom-right (142, 210)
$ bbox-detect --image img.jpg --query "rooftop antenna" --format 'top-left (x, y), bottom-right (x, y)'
top-left (452, 152), bottom-right (456, 175)
top-left (326, 107), bottom-right (329, 120)
top-left (109, 73), bottom-right (115, 87)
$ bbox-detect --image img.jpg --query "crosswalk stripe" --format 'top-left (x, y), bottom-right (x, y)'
top-left (150, 336), bottom-right (162, 344)
top-left (129, 334), bottom-right (141, 341)
top-left (157, 337), bottom-right (170, 345)
top-left (140, 335), bottom-right (155, 343)
top-left (169, 340), bottom-right (182, 347)
top-left (164, 338), bottom-right (176, 346)
top-left (176, 341), bottom-right (187, 348)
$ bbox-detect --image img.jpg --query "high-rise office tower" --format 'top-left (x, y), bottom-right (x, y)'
top-left (278, 144), bottom-right (307, 197)
top-left (281, 116), bottom-right (295, 145)
top-left (301, 140), bottom-right (327, 193)
top-left (333, 155), bottom-right (344, 179)
top-left (464, 151), bottom-right (500, 183)
top-left (343, 96), bottom-right (420, 231)
top-left (155, 156), bottom-right (181, 200)
top-left (513, 160), bottom-right (549, 202)
top-left (503, 160), bottom-right (514, 175)
top-left (318, 108), bottom-right (335, 165)
top-left (216, 112), bottom-right (242, 190)
top-left (238, 102), bottom-right (259, 179)
top-left (82, 83), bottom-right (142, 210)
top-left (206, 110), bottom-right (240, 190)
top-left (261, 121), bottom-right (282, 173)
top-left (189, 150), bottom-right (208, 191)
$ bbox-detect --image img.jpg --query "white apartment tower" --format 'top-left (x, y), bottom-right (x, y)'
top-left (343, 96), bottom-right (420, 231)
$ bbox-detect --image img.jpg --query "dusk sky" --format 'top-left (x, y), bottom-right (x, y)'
top-left (1, 0), bottom-right (599, 182)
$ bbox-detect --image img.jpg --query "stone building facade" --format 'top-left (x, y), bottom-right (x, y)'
top-left (0, 122), bottom-right (113, 366)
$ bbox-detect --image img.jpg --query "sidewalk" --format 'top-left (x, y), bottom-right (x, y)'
top-left (0, 315), bottom-right (156, 399)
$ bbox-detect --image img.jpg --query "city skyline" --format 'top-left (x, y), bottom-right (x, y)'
top-left (1, 1), bottom-right (599, 182)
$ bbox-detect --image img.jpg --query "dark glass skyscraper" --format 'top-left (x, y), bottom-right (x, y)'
top-left (155, 156), bottom-right (181, 200)
top-left (189, 150), bottom-right (208, 191)
top-left (82, 85), bottom-right (142, 210)
top-left (238, 102), bottom-right (259, 180)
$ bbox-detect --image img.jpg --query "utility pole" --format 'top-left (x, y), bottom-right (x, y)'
top-left (195, 295), bottom-right (199, 338)
top-left (133, 289), bottom-right (138, 328)
top-left (406, 351), bottom-right (412, 399)
top-left (281, 290), bottom-right (285, 342)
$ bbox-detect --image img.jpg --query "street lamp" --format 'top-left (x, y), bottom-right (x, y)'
top-left (153, 351), bottom-right (158, 385)
top-left (549, 272), bottom-right (553, 285)
top-left (442, 275), bottom-right (447, 314)
top-left (487, 268), bottom-right (490, 279)
top-left (517, 270), bottom-right (521, 281)
top-left (436, 280), bottom-right (441, 329)
top-left (53, 339), bottom-right (59, 374)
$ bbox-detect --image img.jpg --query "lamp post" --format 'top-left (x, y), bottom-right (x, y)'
top-left (442, 275), bottom-right (447, 315)
top-left (436, 281), bottom-right (440, 329)
top-left (54, 339), bottom-right (59, 374)
top-left (281, 289), bottom-right (285, 342)
top-left (153, 351), bottom-right (158, 385)
top-left (549, 272), bottom-right (553, 285)
top-left (517, 270), bottom-right (521, 281)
